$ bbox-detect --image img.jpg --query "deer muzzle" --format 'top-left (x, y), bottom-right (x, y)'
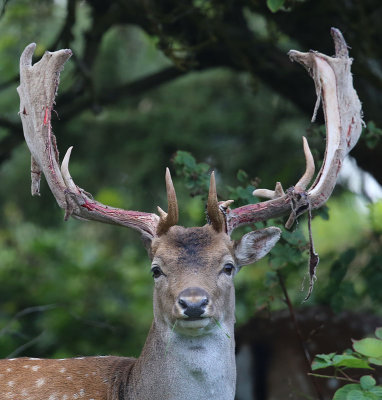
top-left (177, 287), bottom-right (209, 319)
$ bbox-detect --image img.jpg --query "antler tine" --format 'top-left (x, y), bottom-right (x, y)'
top-left (18, 43), bottom-right (160, 239)
top-left (156, 168), bottom-right (179, 236)
top-left (207, 172), bottom-right (226, 233)
top-left (295, 136), bottom-right (315, 191)
top-left (253, 182), bottom-right (285, 200)
top-left (20, 42), bottom-right (36, 68)
top-left (253, 137), bottom-right (314, 200)
top-left (61, 147), bottom-right (81, 195)
top-left (224, 28), bottom-right (363, 235)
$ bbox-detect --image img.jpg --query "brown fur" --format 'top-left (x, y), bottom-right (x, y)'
top-left (0, 356), bottom-right (135, 400)
top-left (150, 225), bottom-right (236, 327)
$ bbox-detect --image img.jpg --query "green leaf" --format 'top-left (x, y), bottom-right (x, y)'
top-left (333, 384), bottom-right (362, 400)
top-left (282, 226), bottom-right (307, 247)
top-left (368, 357), bottom-right (382, 366)
top-left (174, 150), bottom-right (196, 169)
top-left (311, 359), bottom-right (332, 370)
top-left (332, 385), bottom-right (381, 400)
top-left (317, 352), bottom-right (337, 361)
top-left (311, 353), bottom-right (335, 370)
top-left (364, 121), bottom-right (382, 149)
top-left (375, 327), bottom-right (382, 340)
top-left (269, 243), bottom-right (303, 269)
top-left (236, 169), bottom-right (248, 183)
top-left (266, 0), bottom-right (285, 13)
top-left (369, 386), bottom-right (382, 397)
top-left (353, 338), bottom-right (382, 358)
top-left (347, 390), bottom-right (366, 400)
top-left (360, 375), bottom-right (376, 390)
top-left (332, 354), bottom-right (372, 369)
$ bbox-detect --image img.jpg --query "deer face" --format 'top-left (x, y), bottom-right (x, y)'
top-left (150, 224), bottom-right (281, 336)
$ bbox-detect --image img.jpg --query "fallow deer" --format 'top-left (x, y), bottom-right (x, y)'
top-left (0, 28), bottom-right (362, 400)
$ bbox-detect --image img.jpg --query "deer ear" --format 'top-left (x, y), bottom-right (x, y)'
top-left (234, 227), bottom-right (281, 267)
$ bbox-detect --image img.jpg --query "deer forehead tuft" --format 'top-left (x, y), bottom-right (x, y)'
top-left (172, 226), bottom-right (214, 247)
top-left (152, 226), bottom-right (234, 269)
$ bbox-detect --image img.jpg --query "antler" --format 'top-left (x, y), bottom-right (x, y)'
top-left (206, 172), bottom-right (227, 232)
top-left (19, 28), bottom-right (362, 240)
top-left (223, 28), bottom-right (363, 235)
top-left (18, 43), bottom-right (179, 240)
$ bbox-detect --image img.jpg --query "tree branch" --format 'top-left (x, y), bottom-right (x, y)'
top-left (58, 65), bottom-right (184, 120)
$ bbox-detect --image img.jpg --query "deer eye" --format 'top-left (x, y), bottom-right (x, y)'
top-left (151, 266), bottom-right (164, 279)
top-left (222, 263), bottom-right (235, 276)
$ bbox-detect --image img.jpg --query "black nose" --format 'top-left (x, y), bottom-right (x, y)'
top-left (177, 287), bottom-right (209, 318)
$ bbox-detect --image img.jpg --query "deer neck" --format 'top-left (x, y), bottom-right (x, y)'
top-left (127, 318), bottom-right (236, 400)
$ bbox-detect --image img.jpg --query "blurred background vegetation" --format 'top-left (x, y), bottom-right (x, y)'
top-left (0, 0), bottom-right (381, 389)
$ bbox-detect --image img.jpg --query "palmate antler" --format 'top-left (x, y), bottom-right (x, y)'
top-left (18, 44), bottom-right (179, 240)
top-left (207, 28), bottom-right (363, 235)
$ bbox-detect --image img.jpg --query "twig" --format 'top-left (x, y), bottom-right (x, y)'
top-left (308, 373), bottom-right (359, 383)
top-left (338, 368), bottom-right (360, 383)
top-left (58, 66), bottom-right (184, 120)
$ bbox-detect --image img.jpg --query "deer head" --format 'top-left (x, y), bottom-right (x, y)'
top-left (150, 222), bottom-right (280, 336)
top-left (114, 166), bottom-right (280, 337)
top-left (10, 28), bottom-right (363, 400)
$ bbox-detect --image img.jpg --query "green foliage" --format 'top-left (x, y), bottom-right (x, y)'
top-left (360, 376), bottom-right (377, 391)
top-left (369, 200), bottom-right (382, 233)
top-left (353, 336), bottom-right (382, 362)
top-left (269, 227), bottom-right (308, 269)
top-left (267, 0), bottom-right (285, 13)
top-left (363, 121), bottom-right (382, 150)
top-left (172, 150), bottom-right (210, 199)
top-left (318, 248), bottom-right (356, 311)
top-left (227, 169), bottom-right (256, 208)
top-left (312, 328), bottom-right (382, 399)
top-left (0, 221), bottom-right (154, 358)
top-left (312, 353), bottom-right (372, 371)
top-left (333, 383), bottom-right (382, 400)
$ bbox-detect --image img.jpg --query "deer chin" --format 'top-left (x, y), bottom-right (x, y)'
top-left (175, 317), bottom-right (212, 335)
